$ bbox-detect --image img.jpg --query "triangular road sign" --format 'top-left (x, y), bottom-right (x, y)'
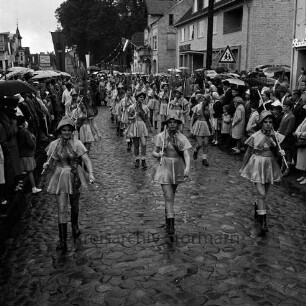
top-left (219, 46), bottom-right (236, 63)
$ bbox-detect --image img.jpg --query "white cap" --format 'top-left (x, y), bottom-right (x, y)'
top-left (272, 100), bottom-right (282, 107)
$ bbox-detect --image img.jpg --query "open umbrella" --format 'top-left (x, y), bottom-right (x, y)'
top-left (168, 68), bottom-right (181, 73)
top-left (5, 68), bottom-right (34, 80)
top-left (59, 71), bottom-right (71, 77)
top-left (0, 80), bottom-right (37, 96)
top-left (32, 70), bottom-right (60, 79)
top-left (225, 78), bottom-right (245, 86)
top-left (88, 66), bottom-right (101, 71)
top-left (178, 67), bottom-right (189, 70)
top-left (263, 66), bottom-right (290, 74)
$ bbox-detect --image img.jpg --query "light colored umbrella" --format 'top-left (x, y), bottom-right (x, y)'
top-left (178, 67), bottom-right (189, 70)
top-left (7, 67), bottom-right (31, 72)
top-left (32, 70), bottom-right (60, 79)
top-left (59, 71), bottom-right (71, 77)
top-left (195, 68), bottom-right (204, 72)
top-left (5, 68), bottom-right (34, 79)
top-left (167, 68), bottom-right (181, 73)
top-left (225, 78), bottom-right (245, 86)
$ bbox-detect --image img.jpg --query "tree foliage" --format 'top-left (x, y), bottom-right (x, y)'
top-left (55, 0), bottom-right (146, 64)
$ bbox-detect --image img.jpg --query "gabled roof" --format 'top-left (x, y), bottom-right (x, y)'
top-left (176, 0), bottom-right (243, 27)
top-left (144, 0), bottom-right (177, 15)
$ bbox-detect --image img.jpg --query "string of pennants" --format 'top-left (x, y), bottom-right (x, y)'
top-left (100, 42), bottom-right (123, 66)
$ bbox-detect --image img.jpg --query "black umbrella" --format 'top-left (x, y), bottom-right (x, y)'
top-left (0, 80), bottom-right (37, 96)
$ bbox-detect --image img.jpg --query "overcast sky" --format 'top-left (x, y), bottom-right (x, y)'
top-left (0, 0), bottom-right (64, 54)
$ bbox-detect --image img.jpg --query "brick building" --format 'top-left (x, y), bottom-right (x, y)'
top-left (175, 0), bottom-right (294, 72)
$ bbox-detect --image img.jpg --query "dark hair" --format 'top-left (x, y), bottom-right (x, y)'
top-left (222, 80), bottom-right (230, 87)
top-left (250, 99), bottom-right (259, 109)
top-left (16, 115), bottom-right (26, 126)
top-left (263, 90), bottom-right (271, 99)
top-left (283, 98), bottom-right (294, 109)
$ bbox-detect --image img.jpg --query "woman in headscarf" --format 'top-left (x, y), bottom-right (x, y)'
top-left (239, 110), bottom-right (285, 236)
top-left (152, 114), bottom-right (191, 235)
top-left (43, 116), bottom-right (95, 253)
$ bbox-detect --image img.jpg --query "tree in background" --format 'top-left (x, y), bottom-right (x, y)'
top-left (55, 0), bottom-right (146, 65)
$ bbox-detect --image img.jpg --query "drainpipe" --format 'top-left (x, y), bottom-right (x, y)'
top-left (290, 0), bottom-right (298, 88)
top-left (244, 0), bottom-right (250, 70)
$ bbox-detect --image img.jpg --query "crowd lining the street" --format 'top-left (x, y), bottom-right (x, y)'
top-left (0, 68), bottom-right (306, 243)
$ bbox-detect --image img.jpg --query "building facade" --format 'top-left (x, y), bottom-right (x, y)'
top-left (132, 0), bottom-right (192, 74)
top-left (175, 0), bottom-right (294, 72)
top-left (0, 27), bottom-right (31, 70)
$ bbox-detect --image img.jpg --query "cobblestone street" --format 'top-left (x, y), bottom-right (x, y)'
top-left (1, 107), bottom-right (306, 306)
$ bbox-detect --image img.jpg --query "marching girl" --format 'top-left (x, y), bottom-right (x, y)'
top-left (43, 117), bottom-right (95, 253)
top-left (168, 86), bottom-right (189, 133)
top-left (114, 83), bottom-right (125, 136)
top-left (239, 110), bottom-right (285, 236)
top-left (147, 90), bottom-right (160, 130)
top-left (158, 83), bottom-right (171, 132)
top-left (152, 114), bottom-right (191, 235)
top-left (125, 92), bottom-right (150, 169)
top-left (190, 94), bottom-right (212, 166)
top-left (120, 88), bottom-right (136, 151)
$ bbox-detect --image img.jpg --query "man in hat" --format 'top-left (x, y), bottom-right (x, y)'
top-left (168, 86), bottom-right (189, 132)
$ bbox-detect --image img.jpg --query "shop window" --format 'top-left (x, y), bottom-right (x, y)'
top-left (223, 6), bottom-right (243, 34)
top-left (169, 14), bottom-right (174, 26)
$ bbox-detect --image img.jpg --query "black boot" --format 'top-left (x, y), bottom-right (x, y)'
top-left (155, 122), bottom-right (158, 130)
top-left (120, 129), bottom-right (124, 137)
top-left (193, 150), bottom-right (198, 160)
top-left (168, 218), bottom-right (175, 235)
top-left (71, 212), bottom-right (81, 239)
top-left (165, 210), bottom-right (170, 230)
top-left (258, 214), bottom-right (268, 237)
top-left (127, 142), bottom-right (132, 151)
top-left (57, 223), bottom-right (68, 252)
top-left (135, 159), bottom-right (140, 168)
top-left (254, 201), bottom-right (259, 222)
top-left (116, 127), bottom-right (120, 136)
top-left (142, 160), bottom-right (147, 170)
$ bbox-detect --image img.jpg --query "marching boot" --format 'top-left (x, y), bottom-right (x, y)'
top-left (56, 224), bottom-right (64, 250)
top-left (165, 210), bottom-right (170, 231)
top-left (258, 215), bottom-right (268, 237)
top-left (168, 218), bottom-right (175, 235)
top-left (135, 159), bottom-right (140, 168)
top-left (56, 223), bottom-right (68, 252)
top-left (116, 126), bottom-right (120, 136)
top-left (142, 160), bottom-right (148, 170)
top-left (120, 129), bottom-right (124, 137)
top-left (127, 142), bottom-right (132, 152)
top-left (155, 122), bottom-right (158, 130)
top-left (71, 212), bottom-right (81, 239)
top-left (62, 223), bottom-right (68, 253)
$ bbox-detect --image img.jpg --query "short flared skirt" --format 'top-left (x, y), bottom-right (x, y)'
top-left (159, 103), bottom-right (168, 116)
top-left (20, 156), bottom-right (36, 172)
top-left (125, 120), bottom-right (148, 138)
top-left (151, 157), bottom-right (185, 184)
top-left (296, 147), bottom-right (306, 171)
top-left (79, 123), bottom-right (95, 143)
top-left (241, 155), bottom-right (282, 184)
top-left (191, 120), bottom-right (211, 137)
top-left (47, 166), bottom-right (74, 194)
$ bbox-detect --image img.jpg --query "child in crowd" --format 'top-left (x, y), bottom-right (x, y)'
top-left (16, 116), bottom-right (42, 194)
top-left (220, 105), bottom-right (232, 150)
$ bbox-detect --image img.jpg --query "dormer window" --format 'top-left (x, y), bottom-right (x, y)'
top-left (193, 0), bottom-right (198, 13)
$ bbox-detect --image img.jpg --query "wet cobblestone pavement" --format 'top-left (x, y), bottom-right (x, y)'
top-left (1, 107), bottom-right (306, 305)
